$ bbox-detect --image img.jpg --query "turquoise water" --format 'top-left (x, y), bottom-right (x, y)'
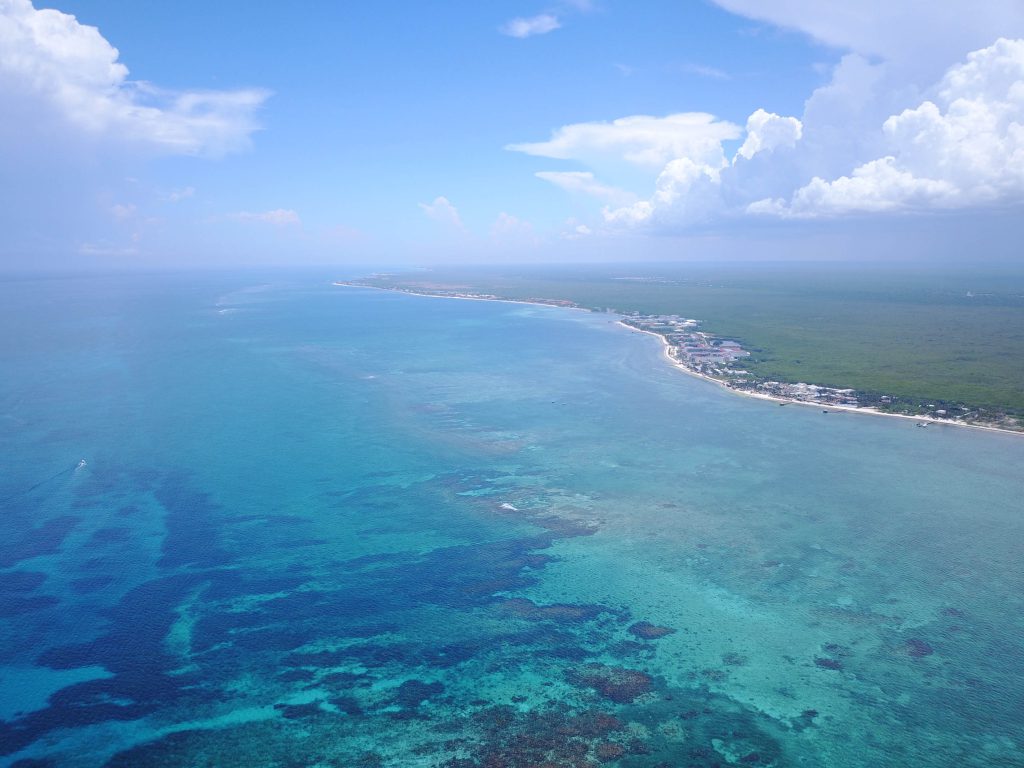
top-left (1, 273), bottom-right (1023, 767)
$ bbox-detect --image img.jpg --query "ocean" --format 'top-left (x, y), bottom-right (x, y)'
top-left (1, 272), bottom-right (1023, 767)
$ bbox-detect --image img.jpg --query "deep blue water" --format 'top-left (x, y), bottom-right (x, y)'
top-left (1, 273), bottom-right (1023, 767)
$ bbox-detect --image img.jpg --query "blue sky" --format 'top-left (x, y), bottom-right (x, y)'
top-left (1, 0), bottom-right (1022, 268)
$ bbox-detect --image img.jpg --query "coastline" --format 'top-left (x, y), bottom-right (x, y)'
top-left (618, 322), bottom-right (1023, 437)
top-left (333, 281), bottom-right (589, 312)
top-left (335, 281), bottom-right (1023, 437)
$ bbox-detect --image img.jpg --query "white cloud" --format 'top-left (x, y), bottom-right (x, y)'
top-left (500, 14), bottom-right (561, 38)
top-left (709, 0), bottom-right (1024, 81)
top-left (603, 156), bottom-right (724, 227)
top-left (78, 241), bottom-right (138, 257)
top-left (734, 109), bottom-right (803, 161)
top-left (233, 209), bottom-right (301, 226)
top-left (515, 29), bottom-right (1024, 231)
top-left (419, 196), bottom-right (464, 229)
top-left (681, 63), bottom-right (730, 80)
top-left (750, 157), bottom-right (958, 217)
top-left (110, 203), bottom-right (136, 220)
top-left (561, 217), bottom-right (594, 239)
top-left (166, 186), bottom-right (196, 202)
top-left (490, 212), bottom-right (539, 246)
top-left (535, 171), bottom-right (634, 203)
top-left (512, 113), bottom-right (742, 229)
top-left (0, 0), bottom-right (268, 155)
top-left (507, 112), bottom-right (741, 169)
top-left (561, 0), bottom-right (595, 11)
top-left (753, 38), bottom-right (1024, 217)
top-left (499, 5), bottom-right (1024, 234)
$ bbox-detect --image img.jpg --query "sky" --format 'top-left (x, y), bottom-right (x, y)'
top-left (1, 0), bottom-right (1023, 269)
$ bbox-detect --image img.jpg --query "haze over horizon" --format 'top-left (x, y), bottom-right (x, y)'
top-left (2, 0), bottom-right (1023, 269)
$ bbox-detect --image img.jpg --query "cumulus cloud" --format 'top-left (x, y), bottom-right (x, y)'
top-left (508, 113), bottom-right (740, 169)
top-left (233, 209), bottom-right (301, 226)
top-left (419, 196), bottom-right (464, 229)
top-left (734, 109), bottom-right (803, 161)
top-left (511, 113), bottom-right (745, 229)
top-left (513, 14), bottom-right (1024, 233)
top-left (500, 14), bottom-right (561, 38)
top-left (753, 38), bottom-right (1024, 217)
top-left (0, 0), bottom-right (268, 155)
top-left (594, 111), bottom-right (804, 227)
top-left (603, 156), bottom-right (725, 227)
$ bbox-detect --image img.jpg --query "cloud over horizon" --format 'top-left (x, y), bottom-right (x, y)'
top-left (419, 196), bottom-right (464, 230)
top-left (0, 0), bottom-right (268, 156)
top-left (511, 20), bottom-right (1024, 233)
top-left (753, 38), bottom-right (1024, 217)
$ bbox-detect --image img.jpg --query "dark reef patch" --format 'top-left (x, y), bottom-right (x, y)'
top-left (0, 571), bottom-right (47, 592)
top-left (611, 639), bottom-right (654, 658)
top-left (499, 597), bottom-right (608, 623)
top-left (10, 758), bottom-right (58, 768)
top-left (420, 639), bottom-right (486, 668)
top-left (274, 701), bottom-right (324, 719)
top-left (0, 594), bottom-right (59, 617)
top-left (276, 669), bottom-right (315, 683)
top-left (86, 527), bottom-right (132, 546)
top-left (317, 671), bottom-right (367, 688)
top-left (71, 575), bottom-right (116, 594)
top-left (595, 741), bottom-right (626, 761)
top-left (330, 695), bottom-right (365, 717)
top-left (821, 642), bottom-right (851, 657)
top-left (450, 705), bottom-right (626, 766)
top-left (905, 638), bottom-right (934, 658)
top-left (201, 573), bottom-right (309, 602)
top-left (722, 652), bottom-right (749, 667)
top-left (154, 475), bottom-right (231, 569)
top-left (393, 679), bottom-right (445, 709)
top-left (0, 516), bottom-right (80, 568)
top-left (567, 663), bottom-right (655, 703)
top-left (531, 516), bottom-right (599, 539)
top-left (1, 573), bottom-right (209, 756)
top-left (628, 621), bottom-right (676, 640)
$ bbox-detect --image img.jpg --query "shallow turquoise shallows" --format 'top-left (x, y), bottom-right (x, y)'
top-left (1, 273), bottom-right (1022, 767)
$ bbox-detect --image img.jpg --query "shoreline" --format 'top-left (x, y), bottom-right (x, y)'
top-left (333, 281), bottom-right (590, 312)
top-left (335, 281), bottom-right (1023, 437)
top-left (618, 322), bottom-right (1023, 437)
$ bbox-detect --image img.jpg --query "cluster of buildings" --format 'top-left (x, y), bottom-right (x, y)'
top-left (622, 313), bottom-right (750, 379)
top-left (622, 313), bottom-right (862, 408)
top-left (746, 380), bottom-right (860, 407)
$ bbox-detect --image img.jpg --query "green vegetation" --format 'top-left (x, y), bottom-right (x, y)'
top-left (358, 263), bottom-right (1024, 421)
